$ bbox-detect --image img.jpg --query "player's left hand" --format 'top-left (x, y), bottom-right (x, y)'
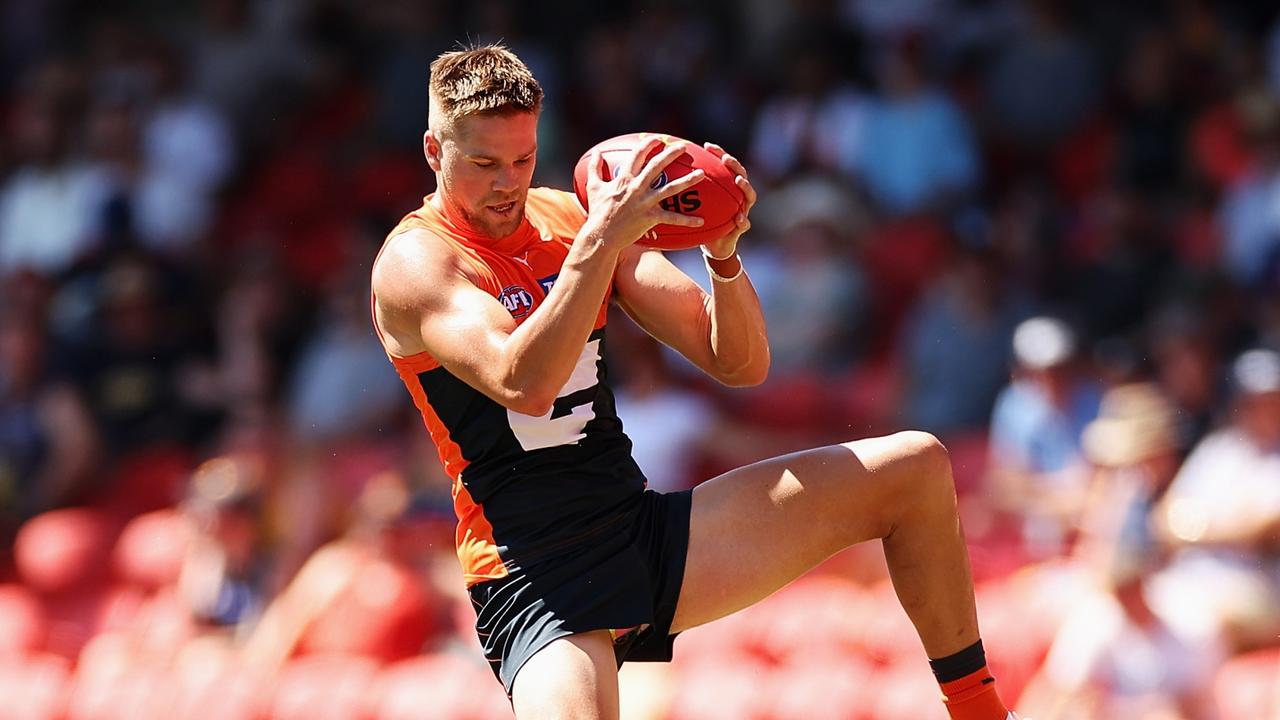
top-left (701, 142), bottom-right (755, 260)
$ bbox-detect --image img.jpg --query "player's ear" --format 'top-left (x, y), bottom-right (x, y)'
top-left (424, 130), bottom-right (442, 172)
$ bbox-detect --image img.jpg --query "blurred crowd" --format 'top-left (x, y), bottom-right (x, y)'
top-left (3, 0), bottom-right (1280, 718)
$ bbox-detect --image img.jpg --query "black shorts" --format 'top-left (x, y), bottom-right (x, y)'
top-left (468, 488), bottom-right (693, 695)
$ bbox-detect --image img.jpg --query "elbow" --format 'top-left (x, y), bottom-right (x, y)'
top-left (719, 353), bottom-right (770, 388)
top-left (504, 386), bottom-right (557, 417)
top-left (727, 366), bottom-right (769, 388)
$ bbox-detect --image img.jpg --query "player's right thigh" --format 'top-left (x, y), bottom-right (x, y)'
top-left (511, 629), bottom-right (620, 720)
top-left (669, 431), bottom-right (952, 634)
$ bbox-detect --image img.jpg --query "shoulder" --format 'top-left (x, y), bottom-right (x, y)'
top-left (372, 228), bottom-right (468, 312)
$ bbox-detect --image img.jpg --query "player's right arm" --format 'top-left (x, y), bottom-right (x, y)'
top-left (373, 139), bottom-right (704, 416)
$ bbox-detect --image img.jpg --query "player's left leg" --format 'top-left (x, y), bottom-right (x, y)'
top-left (511, 630), bottom-right (620, 720)
top-left (670, 430), bottom-right (1010, 720)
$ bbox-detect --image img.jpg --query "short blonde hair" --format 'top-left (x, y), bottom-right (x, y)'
top-left (428, 44), bottom-right (543, 131)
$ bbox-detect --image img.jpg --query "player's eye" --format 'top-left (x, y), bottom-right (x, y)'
top-left (515, 156), bottom-right (533, 165)
top-left (471, 160), bottom-right (495, 168)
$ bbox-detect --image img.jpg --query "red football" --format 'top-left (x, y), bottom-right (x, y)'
top-left (573, 132), bottom-right (744, 251)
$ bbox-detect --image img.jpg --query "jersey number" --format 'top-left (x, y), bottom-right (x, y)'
top-left (507, 340), bottom-right (601, 450)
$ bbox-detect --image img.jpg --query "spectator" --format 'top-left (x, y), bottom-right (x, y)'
top-left (0, 310), bottom-right (99, 536)
top-left (987, 316), bottom-right (1103, 557)
top-left (0, 62), bottom-right (111, 276)
top-left (900, 216), bottom-right (1028, 435)
top-left (187, 0), bottom-right (312, 133)
top-left (610, 322), bottom-right (718, 493)
top-left (669, 176), bottom-right (869, 377)
top-left (740, 176), bottom-right (869, 374)
top-left (1075, 382), bottom-right (1183, 575)
top-left (748, 38), bottom-right (870, 184)
top-left (286, 271), bottom-right (403, 444)
top-left (857, 38), bottom-right (979, 215)
top-left (1146, 305), bottom-right (1223, 452)
top-left (984, 0), bottom-right (1099, 149)
top-left (242, 473), bottom-right (445, 673)
top-left (1152, 348), bottom-right (1280, 652)
top-left (178, 454), bottom-right (269, 632)
top-left (47, 252), bottom-right (223, 518)
top-left (133, 40), bottom-right (235, 255)
top-left (1218, 90), bottom-right (1280, 289)
top-left (1018, 543), bottom-right (1224, 720)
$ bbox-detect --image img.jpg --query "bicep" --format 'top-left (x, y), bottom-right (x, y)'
top-left (417, 281), bottom-right (520, 385)
top-left (373, 234), bottom-right (522, 407)
top-left (613, 247), bottom-right (716, 374)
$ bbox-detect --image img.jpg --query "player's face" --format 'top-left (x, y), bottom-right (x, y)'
top-left (428, 111), bottom-right (538, 239)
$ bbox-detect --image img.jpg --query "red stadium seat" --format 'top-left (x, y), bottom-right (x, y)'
top-left (749, 576), bottom-right (871, 665)
top-left (668, 652), bottom-right (777, 720)
top-left (128, 588), bottom-right (198, 658)
top-left (1214, 648), bottom-right (1280, 720)
top-left (0, 652), bottom-right (71, 720)
top-left (940, 430), bottom-right (989, 497)
top-left (113, 510), bottom-right (192, 591)
top-left (767, 653), bottom-right (876, 720)
top-left (64, 634), bottom-right (180, 720)
top-left (671, 596), bottom-right (771, 664)
top-left (269, 654), bottom-right (380, 720)
top-left (170, 637), bottom-right (268, 720)
top-left (15, 509), bottom-right (115, 594)
top-left (100, 446), bottom-right (193, 518)
top-left (0, 583), bottom-right (47, 655)
top-left (874, 661), bottom-right (949, 720)
top-left (850, 581), bottom-right (923, 665)
top-left (297, 556), bottom-right (435, 663)
top-left (42, 583), bottom-right (145, 660)
top-left (828, 356), bottom-right (903, 436)
top-left (973, 578), bottom-right (1055, 704)
top-left (861, 217), bottom-right (949, 346)
top-left (369, 653), bottom-right (510, 720)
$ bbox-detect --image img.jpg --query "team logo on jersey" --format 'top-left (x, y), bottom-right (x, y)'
top-left (538, 274), bottom-right (559, 294)
top-left (499, 285), bottom-right (535, 319)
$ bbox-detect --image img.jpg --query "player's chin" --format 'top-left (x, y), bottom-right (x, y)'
top-left (481, 202), bottom-right (525, 236)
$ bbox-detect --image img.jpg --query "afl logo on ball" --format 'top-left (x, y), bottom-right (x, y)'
top-left (650, 171), bottom-right (668, 189)
top-left (499, 285), bottom-right (534, 319)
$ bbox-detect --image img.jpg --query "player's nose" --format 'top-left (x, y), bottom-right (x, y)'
top-left (493, 165), bottom-right (521, 193)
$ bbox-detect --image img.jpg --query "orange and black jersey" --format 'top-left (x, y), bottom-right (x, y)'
top-left (372, 188), bottom-right (645, 586)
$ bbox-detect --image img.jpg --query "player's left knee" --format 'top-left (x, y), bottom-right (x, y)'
top-left (895, 430), bottom-right (951, 477)
top-left (892, 430), bottom-right (956, 504)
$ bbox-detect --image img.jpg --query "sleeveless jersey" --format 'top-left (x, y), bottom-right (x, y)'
top-left (372, 188), bottom-right (644, 586)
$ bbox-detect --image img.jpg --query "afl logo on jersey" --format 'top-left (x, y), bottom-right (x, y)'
top-left (499, 285), bottom-right (535, 319)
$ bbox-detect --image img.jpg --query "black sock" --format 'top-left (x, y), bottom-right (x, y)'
top-left (929, 639), bottom-right (988, 684)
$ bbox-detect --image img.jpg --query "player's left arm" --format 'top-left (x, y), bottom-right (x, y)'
top-left (613, 144), bottom-right (769, 387)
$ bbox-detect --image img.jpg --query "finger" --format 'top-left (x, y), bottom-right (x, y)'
top-left (703, 141), bottom-right (725, 158)
top-left (736, 175), bottom-right (757, 208)
top-left (638, 142), bottom-right (690, 188)
top-left (586, 149), bottom-right (604, 183)
top-left (654, 168), bottom-right (704, 200)
top-left (652, 211), bottom-right (705, 228)
top-left (721, 152), bottom-right (748, 179)
top-left (629, 137), bottom-right (666, 178)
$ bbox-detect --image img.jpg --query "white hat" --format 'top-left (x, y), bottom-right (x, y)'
top-left (1013, 316), bottom-right (1076, 370)
top-left (1232, 348), bottom-right (1280, 395)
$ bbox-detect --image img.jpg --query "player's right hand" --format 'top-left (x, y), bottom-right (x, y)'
top-left (581, 137), bottom-right (705, 250)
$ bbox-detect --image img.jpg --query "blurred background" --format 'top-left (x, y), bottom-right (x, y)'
top-left (2, 0), bottom-right (1280, 717)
